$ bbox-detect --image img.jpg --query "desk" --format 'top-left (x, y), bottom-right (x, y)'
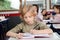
top-left (47, 22), bottom-right (60, 29)
top-left (47, 22), bottom-right (60, 35)
top-left (8, 38), bottom-right (60, 40)
top-left (8, 33), bottom-right (60, 40)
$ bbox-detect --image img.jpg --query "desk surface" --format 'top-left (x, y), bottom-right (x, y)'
top-left (47, 22), bottom-right (60, 24)
top-left (43, 20), bottom-right (60, 24)
top-left (8, 33), bottom-right (60, 40)
top-left (8, 38), bottom-right (60, 40)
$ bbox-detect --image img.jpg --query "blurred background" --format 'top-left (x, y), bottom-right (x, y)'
top-left (0, 0), bottom-right (60, 10)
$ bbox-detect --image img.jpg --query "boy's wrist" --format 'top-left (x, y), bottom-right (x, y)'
top-left (15, 34), bottom-right (18, 38)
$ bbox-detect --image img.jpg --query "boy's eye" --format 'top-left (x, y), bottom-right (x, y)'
top-left (24, 16), bottom-right (27, 19)
top-left (29, 16), bottom-right (31, 18)
top-left (25, 17), bottom-right (27, 18)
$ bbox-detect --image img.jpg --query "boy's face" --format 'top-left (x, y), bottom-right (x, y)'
top-left (23, 11), bottom-right (35, 25)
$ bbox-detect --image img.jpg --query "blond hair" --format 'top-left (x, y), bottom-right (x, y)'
top-left (22, 5), bottom-right (32, 14)
top-left (21, 5), bottom-right (33, 16)
top-left (20, 4), bottom-right (36, 19)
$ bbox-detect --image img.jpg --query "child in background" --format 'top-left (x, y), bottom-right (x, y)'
top-left (51, 5), bottom-right (60, 22)
top-left (41, 9), bottom-right (51, 20)
top-left (6, 5), bottom-right (53, 39)
top-left (30, 4), bottom-right (43, 22)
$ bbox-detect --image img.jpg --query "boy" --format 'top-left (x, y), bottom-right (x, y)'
top-left (6, 6), bottom-right (53, 39)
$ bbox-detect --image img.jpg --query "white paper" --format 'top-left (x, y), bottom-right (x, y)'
top-left (33, 34), bottom-right (50, 37)
top-left (22, 33), bottom-right (34, 38)
top-left (22, 33), bottom-right (50, 38)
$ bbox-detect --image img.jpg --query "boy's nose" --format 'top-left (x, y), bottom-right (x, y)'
top-left (27, 18), bottom-right (30, 20)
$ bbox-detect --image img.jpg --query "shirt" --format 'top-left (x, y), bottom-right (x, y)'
top-left (9, 22), bottom-right (49, 33)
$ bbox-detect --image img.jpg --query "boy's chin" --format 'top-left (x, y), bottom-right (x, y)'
top-left (27, 23), bottom-right (34, 25)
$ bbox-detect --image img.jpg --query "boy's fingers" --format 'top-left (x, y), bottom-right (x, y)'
top-left (19, 33), bottom-right (23, 36)
top-left (30, 29), bottom-right (37, 34)
top-left (17, 33), bottom-right (23, 39)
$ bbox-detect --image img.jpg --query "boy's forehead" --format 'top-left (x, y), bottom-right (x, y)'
top-left (24, 11), bottom-right (33, 16)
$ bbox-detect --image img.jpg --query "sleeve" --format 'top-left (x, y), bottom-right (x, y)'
top-left (8, 23), bottom-right (23, 33)
top-left (39, 22), bottom-right (50, 30)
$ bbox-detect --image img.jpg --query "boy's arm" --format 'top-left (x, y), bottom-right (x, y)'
top-left (30, 22), bottom-right (53, 34)
top-left (6, 23), bottom-right (23, 38)
top-left (39, 22), bottom-right (53, 34)
top-left (6, 31), bottom-right (17, 38)
top-left (30, 29), bottom-right (53, 34)
top-left (6, 31), bottom-right (23, 39)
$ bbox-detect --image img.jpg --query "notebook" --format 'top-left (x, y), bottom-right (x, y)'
top-left (22, 33), bottom-right (50, 38)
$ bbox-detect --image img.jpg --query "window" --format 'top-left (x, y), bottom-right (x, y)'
top-left (0, 0), bottom-right (20, 10)
top-left (0, 0), bottom-right (45, 10)
top-left (0, 0), bottom-right (59, 11)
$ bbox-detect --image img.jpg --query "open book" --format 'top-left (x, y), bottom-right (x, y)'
top-left (22, 33), bottom-right (50, 38)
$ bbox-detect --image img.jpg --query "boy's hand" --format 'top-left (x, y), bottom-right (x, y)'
top-left (16, 33), bottom-right (23, 39)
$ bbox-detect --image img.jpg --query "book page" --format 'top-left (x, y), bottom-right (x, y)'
top-left (22, 33), bottom-right (51, 38)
